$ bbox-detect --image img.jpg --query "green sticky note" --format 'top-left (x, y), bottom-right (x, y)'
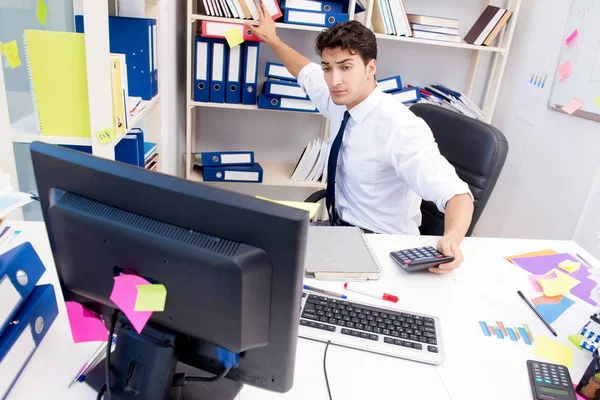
top-left (134, 284), bottom-right (167, 312)
top-left (37, 0), bottom-right (48, 26)
top-left (596, 96), bottom-right (600, 108)
top-left (95, 127), bottom-right (115, 145)
top-left (568, 334), bottom-right (582, 349)
top-left (224, 27), bottom-right (244, 48)
top-left (4, 41), bottom-right (21, 69)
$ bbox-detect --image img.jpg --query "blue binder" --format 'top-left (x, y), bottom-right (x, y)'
top-left (0, 284), bottom-right (58, 400)
top-left (377, 75), bottom-right (403, 93)
top-left (75, 15), bottom-right (156, 100)
top-left (0, 242), bottom-right (46, 337)
top-left (264, 62), bottom-right (296, 81)
top-left (391, 87), bottom-right (421, 104)
top-left (283, 9), bottom-right (348, 27)
top-left (203, 163), bottom-right (263, 183)
top-left (209, 39), bottom-right (227, 103)
top-left (280, 0), bottom-right (343, 13)
top-left (115, 129), bottom-right (145, 167)
top-left (194, 36), bottom-right (211, 102)
top-left (264, 79), bottom-right (308, 99)
top-left (242, 42), bottom-right (260, 105)
top-left (258, 94), bottom-right (317, 112)
top-left (151, 19), bottom-right (158, 97)
top-left (197, 151), bottom-right (254, 166)
top-left (225, 42), bottom-right (243, 104)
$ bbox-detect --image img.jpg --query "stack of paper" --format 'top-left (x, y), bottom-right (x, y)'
top-left (0, 170), bottom-right (32, 219)
top-left (291, 138), bottom-right (328, 183)
top-left (413, 84), bottom-right (485, 120)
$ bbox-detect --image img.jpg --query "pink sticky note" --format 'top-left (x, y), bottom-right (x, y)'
top-left (559, 61), bottom-right (572, 81)
top-left (109, 274), bottom-right (152, 334)
top-left (562, 98), bottom-right (584, 115)
top-left (529, 271), bottom-right (558, 292)
top-left (565, 29), bottom-right (578, 44)
top-left (65, 301), bottom-right (108, 343)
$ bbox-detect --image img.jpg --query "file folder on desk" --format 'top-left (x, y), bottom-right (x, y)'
top-left (0, 242), bottom-right (46, 337)
top-left (194, 36), bottom-right (211, 102)
top-left (195, 151), bottom-right (255, 167)
top-left (281, 0), bottom-right (343, 13)
top-left (0, 284), bottom-right (58, 400)
top-left (226, 43), bottom-right (243, 104)
top-left (377, 75), bottom-right (403, 93)
top-left (265, 62), bottom-right (296, 81)
top-left (201, 20), bottom-right (262, 42)
top-left (258, 94), bottom-right (317, 112)
top-left (264, 80), bottom-right (308, 99)
top-left (242, 42), bottom-right (260, 105)
top-left (75, 15), bottom-right (156, 100)
top-left (210, 39), bottom-right (227, 103)
top-left (203, 164), bottom-right (263, 183)
top-left (283, 9), bottom-right (349, 27)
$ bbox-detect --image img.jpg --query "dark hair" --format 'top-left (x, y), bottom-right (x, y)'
top-left (315, 21), bottom-right (377, 65)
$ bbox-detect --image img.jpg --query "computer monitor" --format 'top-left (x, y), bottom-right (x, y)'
top-left (30, 142), bottom-right (309, 400)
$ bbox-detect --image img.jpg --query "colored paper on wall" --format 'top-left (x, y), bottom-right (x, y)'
top-left (3, 41), bottom-right (21, 69)
top-left (534, 335), bottom-right (573, 368)
top-left (37, 0), bottom-right (48, 26)
top-left (65, 301), bottom-right (109, 343)
top-left (558, 60), bottom-right (572, 80)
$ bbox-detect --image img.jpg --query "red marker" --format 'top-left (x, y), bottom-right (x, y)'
top-left (343, 282), bottom-right (399, 303)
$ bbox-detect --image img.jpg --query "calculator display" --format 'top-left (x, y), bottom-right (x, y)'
top-left (540, 386), bottom-right (570, 395)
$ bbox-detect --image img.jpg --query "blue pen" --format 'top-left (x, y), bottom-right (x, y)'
top-left (68, 335), bottom-right (117, 387)
top-left (303, 284), bottom-right (347, 299)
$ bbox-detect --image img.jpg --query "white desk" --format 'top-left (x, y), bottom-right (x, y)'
top-left (5, 221), bottom-right (600, 400)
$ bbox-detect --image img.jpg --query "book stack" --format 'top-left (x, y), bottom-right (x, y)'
top-left (412, 84), bottom-right (485, 120)
top-left (407, 14), bottom-right (461, 43)
top-left (279, 0), bottom-right (351, 27)
top-left (464, 5), bottom-right (513, 46)
top-left (197, 0), bottom-right (281, 20)
top-left (377, 75), bottom-right (421, 104)
top-left (291, 138), bottom-right (327, 183)
top-left (371, 0), bottom-right (412, 37)
top-left (258, 62), bottom-right (318, 113)
top-left (144, 142), bottom-right (159, 171)
top-left (0, 243), bottom-right (58, 400)
top-left (194, 151), bottom-right (263, 183)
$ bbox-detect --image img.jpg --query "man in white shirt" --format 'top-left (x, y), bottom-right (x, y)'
top-left (247, 14), bottom-right (474, 273)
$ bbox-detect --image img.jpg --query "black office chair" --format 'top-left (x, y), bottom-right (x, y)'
top-left (305, 103), bottom-right (509, 236)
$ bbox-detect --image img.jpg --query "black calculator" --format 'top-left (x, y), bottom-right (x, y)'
top-left (389, 246), bottom-right (454, 272)
top-left (527, 360), bottom-right (576, 400)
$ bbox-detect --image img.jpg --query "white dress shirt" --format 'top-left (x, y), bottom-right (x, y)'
top-left (298, 62), bottom-right (472, 235)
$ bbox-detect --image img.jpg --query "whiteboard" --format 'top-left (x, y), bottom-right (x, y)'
top-left (548, 0), bottom-right (600, 122)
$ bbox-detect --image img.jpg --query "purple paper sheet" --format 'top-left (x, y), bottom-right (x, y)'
top-left (511, 253), bottom-right (597, 306)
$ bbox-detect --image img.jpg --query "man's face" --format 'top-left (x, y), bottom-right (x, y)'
top-left (321, 46), bottom-right (376, 109)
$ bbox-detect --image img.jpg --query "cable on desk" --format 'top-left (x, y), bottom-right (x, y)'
top-left (323, 340), bottom-right (333, 400)
top-left (185, 366), bottom-right (231, 382)
top-left (96, 384), bottom-right (106, 400)
top-left (98, 310), bottom-right (119, 400)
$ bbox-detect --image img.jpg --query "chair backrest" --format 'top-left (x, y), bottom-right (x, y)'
top-left (410, 104), bottom-right (508, 237)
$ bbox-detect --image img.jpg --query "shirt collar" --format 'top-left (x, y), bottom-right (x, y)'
top-left (347, 86), bottom-right (382, 124)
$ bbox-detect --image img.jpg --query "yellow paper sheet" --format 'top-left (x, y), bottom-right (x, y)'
top-left (37, 0), bottom-right (48, 26)
top-left (504, 249), bottom-right (557, 264)
top-left (534, 335), bottom-right (573, 368)
top-left (95, 127), bottom-right (115, 145)
top-left (224, 27), bottom-right (244, 48)
top-left (256, 196), bottom-right (320, 218)
top-left (558, 259), bottom-right (580, 273)
top-left (4, 41), bottom-right (21, 69)
top-left (134, 284), bottom-right (167, 312)
top-left (538, 269), bottom-right (580, 297)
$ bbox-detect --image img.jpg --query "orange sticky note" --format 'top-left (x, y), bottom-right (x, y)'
top-left (562, 98), bottom-right (584, 115)
top-left (558, 61), bottom-right (571, 81)
top-left (224, 27), bottom-right (244, 48)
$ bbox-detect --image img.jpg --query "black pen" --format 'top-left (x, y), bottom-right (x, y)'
top-left (517, 290), bottom-right (557, 337)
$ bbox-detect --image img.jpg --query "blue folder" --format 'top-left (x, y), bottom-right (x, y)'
top-left (280, 0), bottom-right (343, 13)
top-left (209, 39), bottom-right (227, 103)
top-left (151, 19), bottom-right (158, 97)
top-left (391, 87), bottom-right (421, 104)
top-left (264, 62), bottom-right (296, 81)
top-left (194, 36), bottom-right (211, 102)
top-left (258, 94), bottom-right (317, 112)
top-left (0, 284), bottom-right (58, 400)
top-left (75, 15), bottom-right (156, 100)
top-left (115, 129), bottom-right (145, 167)
top-left (198, 151), bottom-right (254, 166)
top-left (203, 164), bottom-right (263, 183)
top-left (377, 75), bottom-right (403, 93)
top-left (264, 79), bottom-right (308, 99)
top-left (225, 41), bottom-right (243, 104)
top-left (283, 9), bottom-right (349, 27)
top-left (0, 242), bottom-right (46, 337)
top-left (242, 42), bottom-right (260, 105)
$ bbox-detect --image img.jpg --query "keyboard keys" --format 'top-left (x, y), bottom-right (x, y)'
top-left (369, 334), bottom-right (378, 341)
top-left (428, 346), bottom-right (438, 353)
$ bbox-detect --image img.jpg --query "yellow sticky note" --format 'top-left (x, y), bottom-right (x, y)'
top-left (256, 196), bottom-right (321, 219)
top-left (37, 0), bottom-right (48, 26)
top-left (4, 41), bottom-right (21, 69)
top-left (224, 28), bottom-right (244, 48)
top-left (534, 335), bottom-right (573, 368)
top-left (538, 269), bottom-right (580, 297)
top-left (558, 259), bottom-right (580, 273)
top-left (596, 96), bottom-right (600, 107)
top-left (0, 42), bottom-right (4, 55)
top-left (95, 127), bottom-right (115, 145)
top-left (134, 284), bottom-right (167, 312)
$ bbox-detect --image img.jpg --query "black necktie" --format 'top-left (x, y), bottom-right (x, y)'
top-left (326, 110), bottom-right (350, 225)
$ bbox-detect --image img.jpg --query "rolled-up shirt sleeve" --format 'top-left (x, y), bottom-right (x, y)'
top-left (297, 62), bottom-right (334, 119)
top-left (387, 115), bottom-right (473, 213)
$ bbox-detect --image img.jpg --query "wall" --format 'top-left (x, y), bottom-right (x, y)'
top-left (474, 0), bottom-right (600, 247)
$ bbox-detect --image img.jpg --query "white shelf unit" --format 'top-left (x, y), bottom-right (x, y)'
top-left (184, 0), bottom-right (522, 192)
top-left (191, 100), bottom-right (319, 114)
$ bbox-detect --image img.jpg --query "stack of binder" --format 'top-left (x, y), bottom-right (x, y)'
top-left (258, 62), bottom-right (318, 112)
top-left (280, 0), bottom-right (349, 27)
top-left (194, 21), bottom-right (261, 105)
top-left (0, 242), bottom-right (59, 399)
top-left (194, 151), bottom-right (263, 183)
top-left (376, 75), bottom-right (421, 105)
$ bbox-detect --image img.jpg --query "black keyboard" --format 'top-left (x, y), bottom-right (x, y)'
top-left (298, 292), bottom-right (444, 364)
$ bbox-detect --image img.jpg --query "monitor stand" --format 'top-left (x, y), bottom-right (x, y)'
top-left (85, 322), bottom-right (242, 400)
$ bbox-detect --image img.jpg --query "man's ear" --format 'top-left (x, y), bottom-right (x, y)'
top-left (368, 59), bottom-right (377, 79)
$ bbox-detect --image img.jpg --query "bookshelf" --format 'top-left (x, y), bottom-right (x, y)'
top-left (184, 0), bottom-right (522, 198)
top-left (192, 100), bottom-right (321, 114)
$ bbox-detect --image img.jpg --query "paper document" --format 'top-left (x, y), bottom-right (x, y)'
top-left (256, 196), bottom-right (320, 218)
top-left (534, 335), bottom-right (573, 368)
